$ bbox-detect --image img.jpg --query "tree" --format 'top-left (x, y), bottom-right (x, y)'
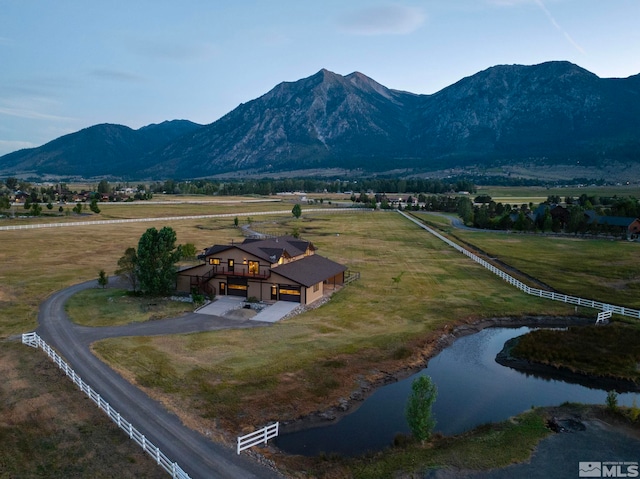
top-left (5, 177), bottom-right (18, 190)
top-left (73, 202), bottom-right (83, 214)
top-left (97, 269), bottom-right (108, 288)
top-left (406, 375), bottom-right (437, 442)
top-left (136, 227), bottom-right (181, 296)
top-left (89, 199), bottom-right (101, 214)
top-left (292, 203), bottom-right (302, 219)
top-left (115, 247), bottom-right (139, 292)
top-left (234, 216), bottom-right (239, 227)
top-left (30, 202), bottom-right (42, 216)
top-left (180, 243), bottom-right (197, 260)
top-left (97, 179), bottom-right (110, 194)
top-left (474, 194), bottom-right (493, 204)
top-left (456, 197), bottom-right (474, 225)
top-left (0, 195), bottom-right (10, 211)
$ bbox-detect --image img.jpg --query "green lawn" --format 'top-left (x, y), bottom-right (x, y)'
top-left (444, 229), bottom-right (640, 308)
top-left (65, 288), bottom-right (193, 327)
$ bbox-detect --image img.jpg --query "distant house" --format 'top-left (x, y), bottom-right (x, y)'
top-left (176, 235), bottom-right (347, 305)
top-left (531, 204), bottom-right (569, 228)
top-left (585, 211), bottom-right (640, 240)
top-left (13, 191), bottom-right (29, 204)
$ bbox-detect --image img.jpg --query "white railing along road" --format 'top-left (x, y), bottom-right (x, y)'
top-left (21, 332), bottom-right (191, 479)
top-left (400, 211), bottom-right (640, 320)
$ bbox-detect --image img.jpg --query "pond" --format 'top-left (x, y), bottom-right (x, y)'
top-left (274, 326), bottom-right (640, 457)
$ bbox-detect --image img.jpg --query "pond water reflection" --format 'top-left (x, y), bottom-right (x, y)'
top-left (275, 327), bottom-right (639, 457)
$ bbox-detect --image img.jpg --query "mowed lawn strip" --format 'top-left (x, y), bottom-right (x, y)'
top-left (65, 288), bottom-right (194, 327)
top-left (92, 212), bottom-right (575, 435)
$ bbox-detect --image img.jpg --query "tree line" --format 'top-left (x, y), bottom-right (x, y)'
top-left (449, 194), bottom-right (640, 236)
top-left (149, 177), bottom-right (477, 196)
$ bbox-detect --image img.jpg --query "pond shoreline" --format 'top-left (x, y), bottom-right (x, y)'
top-left (279, 315), bottom-right (595, 434)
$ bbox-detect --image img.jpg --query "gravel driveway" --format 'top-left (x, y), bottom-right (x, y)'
top-left (36, 279), bottom-right (283, 479)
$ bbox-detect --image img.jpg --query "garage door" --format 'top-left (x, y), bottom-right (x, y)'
top-left (227, 278), bottom-right (248, 297)
top-left (279, 286), bottom-right (301, 303)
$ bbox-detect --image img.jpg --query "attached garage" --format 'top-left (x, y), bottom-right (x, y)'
top-left (278, 285), bottom-right (301, 303)
top-left (227, 277), bottom-right (248, 298)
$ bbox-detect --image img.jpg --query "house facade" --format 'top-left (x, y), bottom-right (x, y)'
top-left (177, 236), bottom-right (347, 305)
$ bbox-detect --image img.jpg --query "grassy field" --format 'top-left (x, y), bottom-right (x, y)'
top-left (427, 222), bottom-right (640, 308)
top-left (0, 341), bottom-right (166, 478)
top-left (0, 211), bottom-right (298, 337)
top-left (65, 289), bottom-right (194, 327)
top-left (2, 201), bottom-right (637, 477)
top-left (90, 212), bottom-right (575, 436)
top-left (0, 195), bottom-right (299, 226)
top-left (475, 184), bottom-right (640, 205)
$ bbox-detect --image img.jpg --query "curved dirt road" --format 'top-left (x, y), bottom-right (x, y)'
top-left (36, 280), bottom-right (283, 479)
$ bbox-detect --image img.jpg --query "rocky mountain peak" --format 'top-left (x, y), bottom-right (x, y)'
top-left (1, 61), bottom-right (638, 179)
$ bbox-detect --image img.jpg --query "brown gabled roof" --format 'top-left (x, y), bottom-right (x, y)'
top-left (240, 235), bottom-right (315, 260)
top-left (272, 254), bottom-right (346, 287)
top-left (202, 244), bottom-right (233, 257)
top-left (203, 236), bottom-right (316, 263)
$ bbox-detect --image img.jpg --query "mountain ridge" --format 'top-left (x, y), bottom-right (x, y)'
top-left (1, 61), bottom-right (639, 180)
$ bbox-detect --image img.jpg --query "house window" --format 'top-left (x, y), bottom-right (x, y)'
top-left (228, 259), bottom-right (234, 272)
top-left (313, 283), bottom-right (319, 292)
top-left (279, 288), bottom-right (300, 296)
top-left (209, 258), bottom-right (220, 265)
top-left (248, 261), bottom-right (259, 275)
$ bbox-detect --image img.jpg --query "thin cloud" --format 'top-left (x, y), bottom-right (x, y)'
top-left (338, 5), bottom-right (426, 36)
top-left (533, 0), bottom-right (585, 55)
top-left (89, 69), bottom-right (146, 83)
top-left (0, 106), bottom-right (77, 122)
top-left (488, 0), bottom-right (585, 55)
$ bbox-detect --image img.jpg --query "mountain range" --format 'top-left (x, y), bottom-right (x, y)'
top-left (1, 61), bottom-right (639, 180)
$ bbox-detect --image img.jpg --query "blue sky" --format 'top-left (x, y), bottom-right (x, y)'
top-left (1, 0), bottom-right (639, 156)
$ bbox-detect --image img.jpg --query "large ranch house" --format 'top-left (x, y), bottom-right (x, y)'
top-left (177, 235), bottom-right (347, 305)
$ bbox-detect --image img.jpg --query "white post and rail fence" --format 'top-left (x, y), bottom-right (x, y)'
top-left (400, 211), bottom-right (640, 321)
top-left (236, 422), bottom-right (279, 455)
top-left (21, 332), bottom-right (191, 479)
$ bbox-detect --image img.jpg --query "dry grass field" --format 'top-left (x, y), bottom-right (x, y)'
top-left (0, 342), bottom-right (167, 478)
top-left (0, 210), bottom-right (297, 337)
top-left (90, 212), bottom-right (575, 438)
top-left (2, 201), bottom-right (636, 477)
top-left (441, 227), bottom-right (640, 308)
top-left (475, 184), bottom-right (640, 205)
